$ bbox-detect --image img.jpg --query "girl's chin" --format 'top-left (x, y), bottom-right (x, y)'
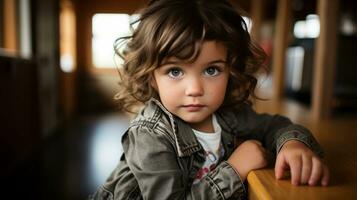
top-left (180, 115), bottom-right (210, 125)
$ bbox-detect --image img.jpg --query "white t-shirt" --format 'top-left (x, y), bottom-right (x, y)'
top-left (192, 114), bottom-right (225, 184)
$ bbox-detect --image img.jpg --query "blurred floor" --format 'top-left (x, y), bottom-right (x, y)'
top-left (42, 112), bottom-right (130, 200)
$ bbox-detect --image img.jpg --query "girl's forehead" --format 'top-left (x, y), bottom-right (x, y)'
top-left (161, 41), bottom-right (227, 65)
top-left (159, 40), bottom-right (228, 58)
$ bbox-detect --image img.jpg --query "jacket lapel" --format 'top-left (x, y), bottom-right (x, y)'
top-left (151, 98), bottom-right (202, 157)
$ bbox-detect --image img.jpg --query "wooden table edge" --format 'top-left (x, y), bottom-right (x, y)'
top-left (247, 171), bottom-right (273, 200)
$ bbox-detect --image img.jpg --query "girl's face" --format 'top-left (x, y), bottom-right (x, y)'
top-left (152, 41), bottom-right (229, 132)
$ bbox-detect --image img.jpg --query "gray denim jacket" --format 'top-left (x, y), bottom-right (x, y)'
top-left (91, 98), bottom-right (323, 200)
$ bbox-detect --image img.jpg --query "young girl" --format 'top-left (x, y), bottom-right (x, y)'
top-left (92, 0), bottom-right (329, 199)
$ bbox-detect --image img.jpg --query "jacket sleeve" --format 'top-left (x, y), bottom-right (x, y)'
top-left (219, 104), bottom-right (324, 157)
top-left (122, 125), bottom-right (247, 200)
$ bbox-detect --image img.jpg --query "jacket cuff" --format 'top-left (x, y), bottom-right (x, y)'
top-left (276, 125), bottom-right (324, 158)
top-left (205, 161), bottom-right (246, 200)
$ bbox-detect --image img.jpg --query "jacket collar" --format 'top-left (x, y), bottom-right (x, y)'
top-left (150, 98), bottom-right (202, 157)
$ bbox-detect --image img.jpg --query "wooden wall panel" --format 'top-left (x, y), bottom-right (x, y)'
top-left (312, 0), bottom-right (339, 120)
top-left (272, 0), bottom-right (291, 99)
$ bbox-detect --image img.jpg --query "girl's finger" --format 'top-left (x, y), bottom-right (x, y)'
top-left (289, 155), bottom-right (302, 186)
top-left (275, 154), bottom-right (288, 180)
top-left (301, 155), bottom-right (312, 184)
top-left (308, 157), bottom-right (323, 186)
top-left (321, 164), bottom-right (330, 186)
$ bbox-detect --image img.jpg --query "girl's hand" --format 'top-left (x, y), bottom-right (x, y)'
top-left (228, 140), bottom-right (267, 181)
top-left (275, 140), bottom-right (330, 186)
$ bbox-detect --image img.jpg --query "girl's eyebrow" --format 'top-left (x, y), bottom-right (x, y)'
top-left (161, 59), bottom-right (227, 66)
top-left (207, 59), bottom-right (227, 65)
top-left (161, 60), bottom-right (180, 65)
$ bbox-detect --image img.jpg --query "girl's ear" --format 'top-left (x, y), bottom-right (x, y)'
top-left (150, 75), bottom-right (158, 91)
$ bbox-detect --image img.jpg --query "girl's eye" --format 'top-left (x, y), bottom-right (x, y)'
top-left (204, 66), bottom-right (220, 76)
top-left (168, 68), bottom-right (183, 78)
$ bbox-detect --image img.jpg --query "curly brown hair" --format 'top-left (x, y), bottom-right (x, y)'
top-left (114, 0), bottom-right (266, 113)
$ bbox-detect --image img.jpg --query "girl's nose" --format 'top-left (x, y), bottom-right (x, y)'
top-left (185, 77), bottom-right (204, 97)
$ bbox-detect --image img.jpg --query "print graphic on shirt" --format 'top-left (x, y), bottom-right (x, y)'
top-left (193, 144), bottom-right (225, 184)
top-left (192, 114), bottom-right (225, 184)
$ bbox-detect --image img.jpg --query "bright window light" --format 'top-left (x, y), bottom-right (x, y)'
top-left (92, 13), bottom-right (139, 68)
top-left (294, 20), bottom-right (306, 38)
top-left (306, 14), bottom-right (320, 38)
top-left (60, 53), bottom-right (74, 73)
top-left (243, 16), bottom-right (252, 33)
top-left (293, 14), bottom-right (320, 39)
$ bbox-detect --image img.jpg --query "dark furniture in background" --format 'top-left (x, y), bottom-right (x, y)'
top-left (0, 55), bottom-right (41, 198)
top-left (285, 35), bottom-right (357, 111)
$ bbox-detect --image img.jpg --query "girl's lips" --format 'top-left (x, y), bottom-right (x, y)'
top-left (182, 104), bottom-right (205, 112)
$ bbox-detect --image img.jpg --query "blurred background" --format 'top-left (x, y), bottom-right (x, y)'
top-left (0, 0), bottom-right (356, 199)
